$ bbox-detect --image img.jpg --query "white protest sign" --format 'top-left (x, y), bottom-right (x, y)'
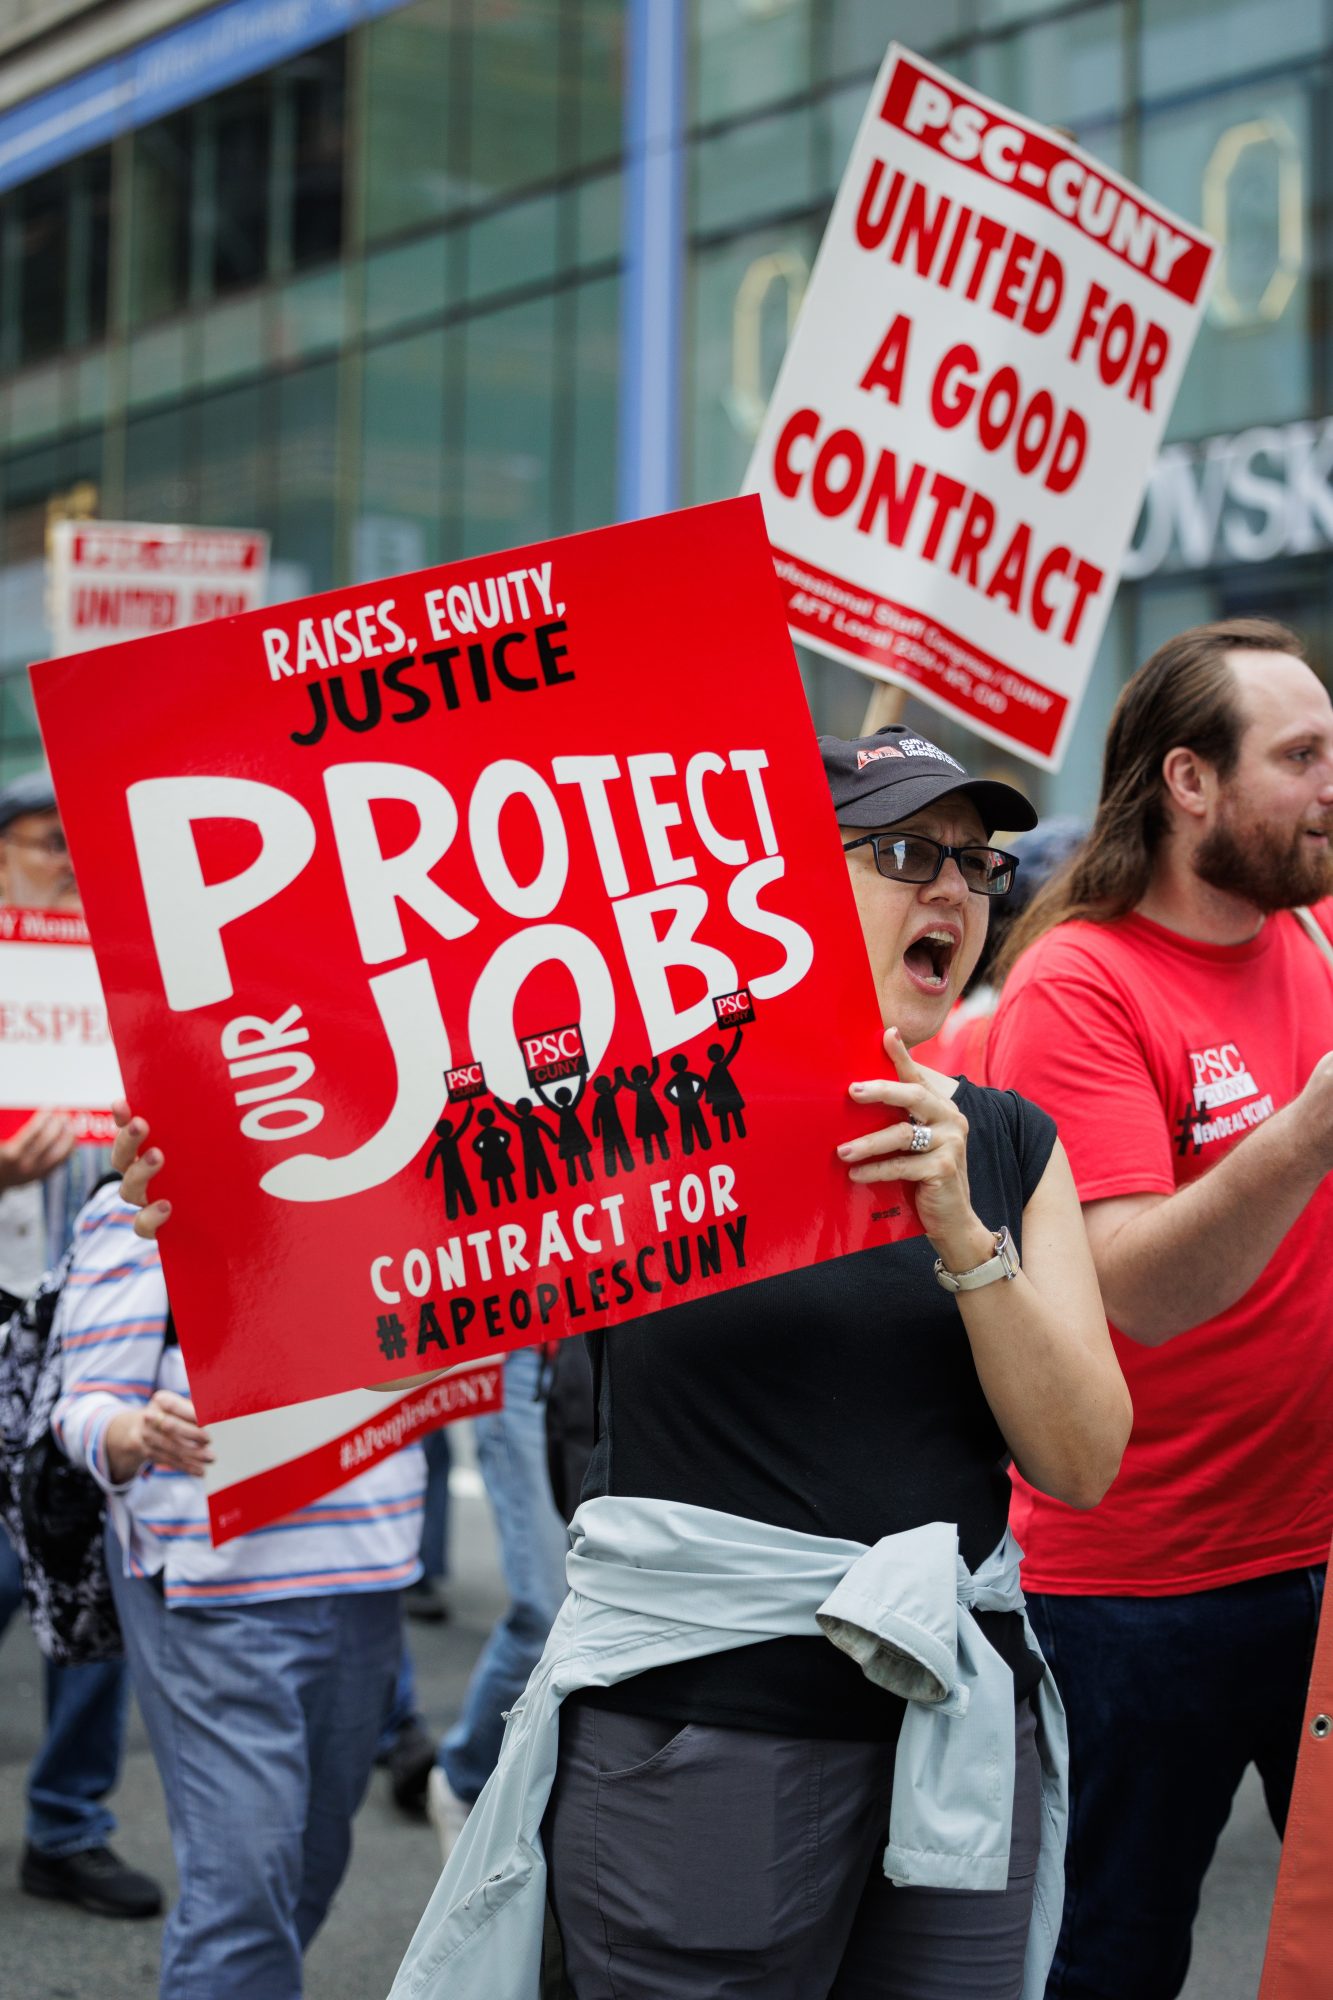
top-left (49, 520), bottom-right (269, 655)
top-left (0, 907), bottom-right (122, 1142)
top-left (745, 45), bottom-right (1216, 769)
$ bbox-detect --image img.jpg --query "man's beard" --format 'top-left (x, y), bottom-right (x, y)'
top-left (1195, 807), bottom-right (1333, 911)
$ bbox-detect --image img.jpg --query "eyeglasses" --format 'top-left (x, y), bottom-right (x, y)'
top-left (841, 832), bottom-right (1019, 896)
top-left (2, 829), bottom-right (67, 858)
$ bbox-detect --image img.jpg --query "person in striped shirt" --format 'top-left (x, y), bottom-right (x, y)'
top-left (53, 1179), bottom-right (426, 2000)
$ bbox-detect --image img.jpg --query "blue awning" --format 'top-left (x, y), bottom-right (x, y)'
top-left (0, 0), bottom-right (411, 194)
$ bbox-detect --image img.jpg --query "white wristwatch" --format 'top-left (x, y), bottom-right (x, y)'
top-left (933, 1226), bottom-right (1020, 1293)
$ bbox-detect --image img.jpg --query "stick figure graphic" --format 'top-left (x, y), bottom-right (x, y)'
top-left (624, 1058), bottom-right (670, 1165)
top-left (704, 1028), bottom-right (746, 1141)
top-left (472, 1107), bottom-right (517, 1207)
top-left (498, 1096), bottom-right (560, 1198)
top-left (664, 1053), bottom-right (712, 1156)
top-left (591, 1072), bottom-right (635, 1176)
top-left (536, 1073), bottom-right (595, 1186)
top-left (424, 1106), bottom-right (477, 1220)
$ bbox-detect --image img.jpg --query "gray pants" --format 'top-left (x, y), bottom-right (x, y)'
top-left (544, 1697), bottom-right (1041, 2000)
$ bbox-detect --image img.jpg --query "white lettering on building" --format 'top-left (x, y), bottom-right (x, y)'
top-left (1124, 417), bottom-right (1333, 577)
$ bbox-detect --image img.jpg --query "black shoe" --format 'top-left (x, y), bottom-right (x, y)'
top-left (20, 1843), bottom-right (164, 1919)
top-left (404, 1577), bottom-right (449, 1624)
top-left (387, 1722), bottom-right (439, 1815)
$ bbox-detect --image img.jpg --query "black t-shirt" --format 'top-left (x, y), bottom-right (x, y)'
top-left (579, 1080), bottom-right (1057, 1741)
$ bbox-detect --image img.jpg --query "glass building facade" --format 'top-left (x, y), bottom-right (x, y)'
top-left (0, 0), bottom-right (1330, 813)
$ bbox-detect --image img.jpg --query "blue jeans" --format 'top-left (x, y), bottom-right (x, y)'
top-left (438, 1345), bottom-right (569, 1802)
top-left (419, 1426), bottom-right (452, 1580)
top-left (0, 1525), bottom-right (125, 1855)
top-left (1029, 1565), bottom-right (1326, 2000)
top-left (109, 1536), bottom-right (401, 2000)
top-left (376, 1639), bottom-right (420, 1759)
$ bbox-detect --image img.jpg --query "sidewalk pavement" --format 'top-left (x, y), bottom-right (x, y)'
top-left (1, 1466), bottom-right (1280, 1998)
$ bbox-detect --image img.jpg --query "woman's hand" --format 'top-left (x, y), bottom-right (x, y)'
top-left (837, 1028), bottom-right (995, 1275)
top-left (110, 1102), bottom-right (171, 1240)
top-left (104, 1389), bottom-right (213, 1485)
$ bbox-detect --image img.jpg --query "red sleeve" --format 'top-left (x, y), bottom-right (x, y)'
top-left (987, 941), bottom-right (1177, 1204)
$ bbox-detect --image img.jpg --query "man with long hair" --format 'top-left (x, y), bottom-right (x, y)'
top-left (988, 619), bottom-right (1333, 2000)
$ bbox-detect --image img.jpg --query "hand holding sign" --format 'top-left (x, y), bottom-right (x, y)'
top-left (838, 1027), bottom-right (988, 1273)
top-left (104, 1388), bottom-right (213, 1484)
top-left (0, 1108), bottom-right (77, 1190)
top-left (111, 1102), bottom-right (169, 1237)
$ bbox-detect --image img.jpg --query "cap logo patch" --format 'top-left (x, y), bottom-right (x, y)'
top-left (897, 737), bottom-right (964, 769)
top-left (856, 746), bottom-right (906, 767)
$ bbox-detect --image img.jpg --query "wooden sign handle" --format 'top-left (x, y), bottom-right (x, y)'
top-left (859, 683), bottom-right (907, 736)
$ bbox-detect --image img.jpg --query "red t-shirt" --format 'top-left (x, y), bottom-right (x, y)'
top-left (988, 904), bottom-right (1333, 1596)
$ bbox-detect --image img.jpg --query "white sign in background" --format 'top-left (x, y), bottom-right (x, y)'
top-left (0, 912), bottom-right (123, 1138)
top-left (49, 520), bottom-right (270, 656)
top-left (745, 45), bottom-right (1216, 770)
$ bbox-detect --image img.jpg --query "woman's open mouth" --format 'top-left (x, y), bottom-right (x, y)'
top-left (902, 929), bottom-right (960, 993)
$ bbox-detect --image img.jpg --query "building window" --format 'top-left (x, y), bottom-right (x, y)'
top-left (14, 169), bottom-right (69, 365)
top-left (289, 44), bottom-right (347, 270)
top-left (2, 150), bottom-right (112, 365)
top-left (127, 43), bottom-right (348, 327)
top-left (209, 79), bottom-right (273, 294)
top-left (461, 293), bottom-right (557, 555)
top-left (130, 115), bottom-right (193, 325)
top-left (359, 324), bottom-right (449, 575)
top-left (1142, 78), bottom-right (1314, 441)
top-left (363, 0), bottom-right (461, 242)
top-left (81, 151), bottom-right (112, 349)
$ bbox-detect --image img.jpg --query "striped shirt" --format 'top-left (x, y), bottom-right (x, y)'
top-left (53, 1185), bottom-right (425, 1608)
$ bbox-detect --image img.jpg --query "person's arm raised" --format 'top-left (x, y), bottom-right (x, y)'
top-left (1083, 1051), bottom-right (1333, 1343)
top-left (838, 1030), bottom-right (1132, 1508)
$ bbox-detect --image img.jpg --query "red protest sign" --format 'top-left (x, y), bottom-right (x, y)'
top-left (745, 45), bottom-right (1215, 769)
top-left (1259, 1529), bottom-right (1333, 2000)
top-left (31, 498), bottom-right (913, 1423)
top-left (204, 1362), bottom-right (504, 1546)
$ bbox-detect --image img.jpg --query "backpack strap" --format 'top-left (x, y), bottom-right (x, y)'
top-left (1293, 906), bottom-right (1333, 973)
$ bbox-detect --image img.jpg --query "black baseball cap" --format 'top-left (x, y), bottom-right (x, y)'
top-left (0, 768), bottom-right (57, 834)
top-left (819, 725), bottom-right (1038, 838)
